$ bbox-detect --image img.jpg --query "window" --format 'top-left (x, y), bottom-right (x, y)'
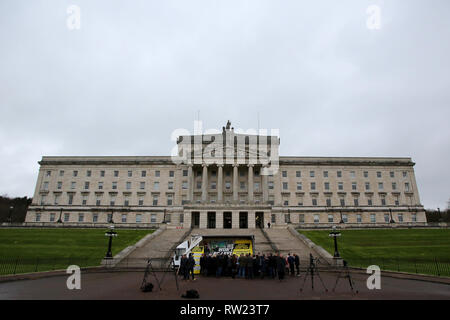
top-left (338, 182), bottom-right (343, 190)
top-left (50, 213), bottom-right (55, 222)
top-left (127, 170), bottom-right (132, 177)
top-left (378, 182), bottom-right (384, 190)
top-left (299, 214), bottom-right (305, 223)
top-left (126, 182), bottom-right (131, 190)
top-left (284, 214), bottom-right (291, 223)
top-left (43, 181), bottom-right (49, 191)
top-left (225, 181), bottom-right (231, 190)
top-left (384, 214), bottom-right (390, 223)
top-left (98, 182), bottom-right (103, 190)
top-left (71, 182), bottom-right (76, 189)
top-left (283, 182), bottom-right (288, 190)
top-left (340, 198), bottom-right (345, 206)
top-left (412, 214), bottom-right (417, 222)
top-left (86, 170), bottom-right (91, 177)
top-left (368, 198), bottom-right (373, 206)
top-left (326, 198), bottom-right (331, 207)
top-left (197, 181), bottom-right (202, 189)
top-left (211, 182), bottom-right (216, 189)
top-left (403, 171), bottom-right (407, 178)
top-left (169, 171), bottom-right (174, 177)
top-left (354, 198), bottom-right (359, 206)
top-left (240, 170), bottom-right (245, 177)
top-left (64, 213), bottom-right (70, 222)
top-left (78, 213), bottom-right (84, 222)
top-left (40, 195), bottom-right (46, 205)
top-left (154, 182), bottom-right (160, 191)
top-left (46, 170), bottom-right (51, 177)
top-left (350, 171), bottom-right (356, 178)
top-left (136, 214), bottom-right (142, 223)
top-left (107, 213), bottom-right (113, 223)
top-left (54, 194), bottom-right (60, 205)
top-left (110, 195), bottom-right (116, 206)
top-left (114, 171), bottom-right (119, 177)
top-left (271, 214), bottom-right (276, 223)
top-left (240, 182), bottom-right (246, 190)
top-left (57, 181), bottom-right (62, 190)
top-left (35, 213), bottom-right (41, 222)
top-left (73, 170), bottom-right (78, 177)
top-left (182, 170), bottom-right (188, 177)
top-left (365, 182), bottom-right (370, 190)
top-left (68, 194), bottom-right (74, 205)
top-left (312, 198), bottom-right (318, 206)
top-left (282, 171), bottom-right (287, 177)
top-left (150, 214), bottom-right (157, 223)
top-left (100, 170), bottom-right (105, 177)
top-left (381, 197), bottom-right (386, 206)
top-left (310, 182), bottom-right (315, 190)
top-left (152, 195), bottom-right (158, 206)
top-left (122, 214), bottom-right (127, 223)
top-left (398, 214), bottom-right (404, 222)
top-left (82, 194), bottom-right (88, 205)
top-left (84, 181), bottom-right (89, 190)
top-left (352, 182), bottom-right (357, 190)
top-left (364, 171), bottom-right (368, 178)
top-left (342, 214), bottom-right (348, 223)
top-left (182, 181), bottom-right (188, 189)
top-left (390, 171), bottom-right (394, 178)
top-left (328, 214), bottom-right (334, 223)
top-left (370, 214), bottom-right (376, 223)
top-left (310, 171), bottom-right (315, 178)
top-left (167, 194), bottom-right (173, 206)
top-left (155, 170), bottom-right (160, 177)
top-left (93, 213), bottom-right (98, 223)
top-left (337, 171), bottom-right (342, 178)
top-left (377, 171), bottom-right (382, 178)
top-left (323, 171), bottom-right (328, 178)
top-left (124, 196), bottom-right (129, 206)
top-left (142, 170), bottom-right (147, 177)
top-left (254, 182), bottom-right (260, 191)
top-left (268, 181), bottom-right (274, 189)
top-left (180, 213), bottom-right (184, 223)
top-left (392, 182), bottom-right (397, 190)
top-left (357, 214), bottom-right (362, 223)
top-left (405, 183), bottom-right (410, 192)
top-left (296, 171), bottom-right (301, 177)
top-left (297, 182), bottom-right (302, 190)
top-left (211, 170), bottom-right (216, 177)
top-left (138, 196), bottom-right (144, 206)
top-left (269, 196), bottom-right (275, 205)
top-left (314, 214), bottom-right (319, 224)
top-left (96, 195), bottom-right (101, 206)
top-left (140, 182), bottom-right (145, 190)
top-left (59, 170), bottom-right (64, 177)
top-left (112, 182), bottom-right (117, 190)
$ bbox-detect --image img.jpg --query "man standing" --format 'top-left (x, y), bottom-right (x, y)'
top-left (276, 253), bottom-right (285, 281)
top-left (294, 253), bottom-right (300, 276)
top-left (180, 254), bottom-right (188, 280)
top-left (187, 253), bottom-right (196, 281)
top-left (287, 253), bottom-right (295, 276)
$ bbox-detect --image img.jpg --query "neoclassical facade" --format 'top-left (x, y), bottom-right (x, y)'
top-left (25, 122), bottom-right (426, 228)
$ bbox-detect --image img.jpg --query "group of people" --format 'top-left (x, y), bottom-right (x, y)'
top-left (179, 252), bottom-right (301, 281)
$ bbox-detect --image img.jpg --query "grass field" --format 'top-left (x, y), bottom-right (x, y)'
top-left (0, 228), bottom-right (154, 275)
top-left (299, 229), bottom-right (450, 277)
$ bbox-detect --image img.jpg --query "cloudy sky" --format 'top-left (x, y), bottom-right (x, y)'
top-left (0, 0), bottom-right (449, 209)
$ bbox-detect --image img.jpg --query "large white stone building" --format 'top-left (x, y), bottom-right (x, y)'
top-left (25, 122), bottom-right (426, 228)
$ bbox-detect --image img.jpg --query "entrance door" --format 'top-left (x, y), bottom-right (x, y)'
top-left (239, 212), bottom-right (248, 229)
top-left (255, 212), bottom-right (264, 228)
top-left (191, 212), bottom-right (200, 228)
top-left (223, 212), bottom-right (232, 229)
top-left (207, 212), bottom-right (216, 229)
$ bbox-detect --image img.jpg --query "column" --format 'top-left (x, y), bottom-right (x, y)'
top-left (248, 164), bottom-right (254, 203)
top-left (188, 165), bottom-right (193, 203)
top-left (262, 166), bottom-right (268, 203)
top-left (216, 211), bottom-right (224, 228)
top-left (248, 211), bottom-right (256, 229)
top-left (233, 164), bottom-right (239, 202)
top-left (201, 164), bottom-right (208, 203)
top-left (217, 165), bottom-right (223, 202)
top-left (199, 211), bottom-right (207, 229)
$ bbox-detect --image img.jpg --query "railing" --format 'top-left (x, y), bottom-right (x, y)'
top-left (0, 257), bottom-right (102, 276)
top-left (347, 257), bottom-right (450, 278)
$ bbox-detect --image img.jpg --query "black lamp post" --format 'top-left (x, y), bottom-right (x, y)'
top-left (437, 207), bottom-right (443, 222)
top-left (109, 209), bottom-right (115, 224)
top-left (104, 225), bottom-right (117, 259)
top-left (389, 208), bottom-right (395, 224)
top-left (329, 226), bottom-right (341, 258)
top-left (8, 206), bottom-right (14, 223)
top-left (339, 210), bottom-right (345, 224)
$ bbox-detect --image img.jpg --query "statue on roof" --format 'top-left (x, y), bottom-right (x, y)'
top-left (226, 120), bottom-right (231, 130)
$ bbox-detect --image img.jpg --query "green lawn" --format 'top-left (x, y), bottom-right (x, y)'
top-left (299, 229), bottom-right (450, 277)
top-left (0, 228), bottom-right (154, 275)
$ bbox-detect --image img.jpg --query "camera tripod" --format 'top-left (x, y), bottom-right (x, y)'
top-left (140, 256), bottom-right (179, 292)
top-left (299, 254), bottom-right (328, 292)
top-left (332, 260), bottom-right (358, 294)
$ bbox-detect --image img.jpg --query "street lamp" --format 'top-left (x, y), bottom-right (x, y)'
top-left (339, 210), bottom-right (345, 224)
top-left (8, 206), bottom-right (14, 223)
top-left (437, 207), bottom-right (443, 222)
top-left (57, 208), bottom-right (63, 223)
top-left (104, 225), bottom-right (118, 259)
top-left (329, 226), bottom-right (341, 258)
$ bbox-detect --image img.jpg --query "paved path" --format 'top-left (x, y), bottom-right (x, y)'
top-left (1, 270), bottom-right (448, 300)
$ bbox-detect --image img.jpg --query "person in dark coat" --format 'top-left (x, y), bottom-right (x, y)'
top-left (187, 253), bottom-right (196, 280)
top-left (247, 254), bottom-right (254, 279)
top-left (294, 253), bottom-right (300, 276)
top-left (276, 253), bottom-right (285, 281)
top-left (287, 253), bottom-right (295, 276)
top-left (268, 253), bottom-right (276, 278)
top-left (180, 254), bottom-right (188, 280)
top-left (259, 254), bottom-right (266, 279)
top-left (200, 254), bottom-right (206, 276)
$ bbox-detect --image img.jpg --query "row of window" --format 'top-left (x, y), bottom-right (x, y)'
top-left (281, 170), bottom-right (409, 179)
top-left (292, 212), bottom-right (417, 224)
top-left (45, 169), bottom-right (182, 178)
top-left (35, 212), bottom-right (159, 223)
top-left (282, 181), bottom-right (412, 192)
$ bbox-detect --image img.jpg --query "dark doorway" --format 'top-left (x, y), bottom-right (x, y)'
top-left (255, 212), bottom-right (264, 228)
top-left (191, 212), bottom-right (200, 228)
top-left (207, 212), bottom-right (216, 229)
top-left (239, 212), bottom-right (248, 229)
top-left (223, 212), bottom-right (232, 229)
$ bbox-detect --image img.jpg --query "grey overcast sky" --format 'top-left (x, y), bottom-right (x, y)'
top-left (0, 0), bottom-right (449, 209)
